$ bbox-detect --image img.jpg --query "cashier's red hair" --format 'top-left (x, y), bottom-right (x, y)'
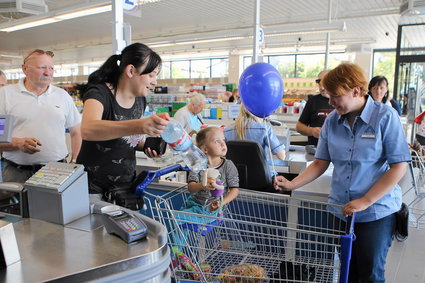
top-left (322, 63), bottom-right (368, 97)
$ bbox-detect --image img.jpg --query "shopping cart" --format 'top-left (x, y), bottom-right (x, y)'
top-left (404, 147), bottom-right (425, 229)
top-left (145, 186), bottom-right (355, 283)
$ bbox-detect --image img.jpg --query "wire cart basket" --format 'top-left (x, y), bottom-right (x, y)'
top-left (145, 186), bottom-right (355, 283)
top-left (404, 147), bottom-right (425, 229)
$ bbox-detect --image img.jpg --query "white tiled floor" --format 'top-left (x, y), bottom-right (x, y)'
top-left (387, 164), bottom-right (425, 283)
top-left (386, 228), bottom-right (425, 283)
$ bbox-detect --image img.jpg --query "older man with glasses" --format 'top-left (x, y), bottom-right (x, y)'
top-left (296, 70), bottom-right (334, 147)
top-left (0, 49), bottom-right (82, 183)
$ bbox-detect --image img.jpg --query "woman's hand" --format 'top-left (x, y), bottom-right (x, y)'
top-left (274, 175), bottom-right (294, 191)
top-left (144, 147), bottom-right (160, 158)
top-left (342, 197), bottom-right (372, 216)
top-left (140, 113), bottom-right (170, 137)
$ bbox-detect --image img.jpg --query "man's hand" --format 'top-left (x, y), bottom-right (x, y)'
top-left (311, 127), bottom-right (321, 138)
top-left (13, 137), bottom-right (42, 154)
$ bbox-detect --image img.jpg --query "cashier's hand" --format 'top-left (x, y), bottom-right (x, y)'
top-left (140, 114), bottom-right (170, 137)
top-left (342, 197), bottom-right (372, 216)
top-left (274, 175), bottom-right (294, 191)
top-left (13, 137), bottom-right (41, 154)
top-left (311, 127), bottom-right (321, 139)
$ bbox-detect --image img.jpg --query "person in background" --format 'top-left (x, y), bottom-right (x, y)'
top-left (173, 93), bottom-right (206, 135)
top-left (0, 70), bottom-right (7, 88)
top-left (0, 50), bottom-right (81, 183)
top-left (218, 91), bottom-right (232, 102)
top-left (224, 103), bottom-right (286, 178)
top-left (76, 43), bottom-right (169, 200)
top-left (228, 88), bottom-right (240, 103)
top-left (274, 63), bottom-right (411, 282)
top-left (296, 70), bottom-right (334, 146)
top-left (368, 75), bottom-right (402, 115)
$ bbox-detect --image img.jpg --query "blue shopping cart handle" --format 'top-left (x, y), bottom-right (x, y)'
top-left (135, 164), bottom-right (190, 196)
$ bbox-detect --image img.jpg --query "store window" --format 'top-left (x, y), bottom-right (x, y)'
top-left (243, 52), bottom-right (350, 78)
top-left (295, 54), bottom-right (324, 78)
top-left (211, 58), bottom-right (228, 78)
top-left (191, 59), bottom-right (211, 78)
top-left (328, 53), bottom-right (354, 69)
top-left (400, 25), bottom-right (425, 56)
top-left (372, 50), bottom-right (396, 92)
top-left (159, 61), bottom-right (171, 79)
top-left (269, 55), bottom-right (296, 78)
top-left (4, 69), bottom-right (24, 80)
top-left (171, 60), bottom-right (190, 79)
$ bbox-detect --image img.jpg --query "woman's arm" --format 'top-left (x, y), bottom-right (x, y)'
top-left (342, 162), bottom-right (407, 215)
top-left (275, 150), bottom-right (286, 160)
top-left (68, 124), bottom-right (82, 162)
top-left (81, 99), bottom-right (169, 141)
top-left (274, 158), bottom-right (330, 191)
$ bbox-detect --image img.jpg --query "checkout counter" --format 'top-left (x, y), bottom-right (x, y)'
top-left (0, 169), bottom-right (171, 283)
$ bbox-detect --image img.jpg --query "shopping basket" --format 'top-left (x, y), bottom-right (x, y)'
top-left (145, 186), bottom-right (355, 283)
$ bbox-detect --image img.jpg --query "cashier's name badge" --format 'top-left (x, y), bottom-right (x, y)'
top-left (361, 134), bottom-right (375, 138)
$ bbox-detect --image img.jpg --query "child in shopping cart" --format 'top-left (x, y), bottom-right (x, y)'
top-left (171, 127), bottom-right (239, 278)
top-left (182, 126), bottom-right (239, 217)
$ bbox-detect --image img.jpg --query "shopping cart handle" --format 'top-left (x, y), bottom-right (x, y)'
top-left (345, 212), bottom-right (356, 235)
top-left (135, 164), bottom-right (190, 196)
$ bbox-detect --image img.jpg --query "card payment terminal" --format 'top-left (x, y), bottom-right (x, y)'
top-left (102, 210), bottom-right (148, 243)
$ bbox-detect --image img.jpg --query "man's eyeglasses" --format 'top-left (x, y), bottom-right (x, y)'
top-left (315, 79), bottom-right (321, 84)
top-left (24, 49), bottom-right (54, 63)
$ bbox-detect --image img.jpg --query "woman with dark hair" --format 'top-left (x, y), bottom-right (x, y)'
top-left (76, 43), bottom-right (169, 199)
top-left (368, 75), bottom-right (402, 115)
top-left (275, 63), bottom-right (410, 282)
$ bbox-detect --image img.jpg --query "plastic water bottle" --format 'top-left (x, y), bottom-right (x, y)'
top-left (161, 120), bottom-right (208, 172)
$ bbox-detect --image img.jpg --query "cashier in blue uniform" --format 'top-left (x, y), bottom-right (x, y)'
top-left (274, 63), bottom-right (411, 282)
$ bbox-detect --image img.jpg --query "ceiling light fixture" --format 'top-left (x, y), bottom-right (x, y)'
top-left (148, 21), bottom-right (346, 49)
top-left (150, 36), bottom-right (246, 48)
top-left (0, 4), bottom-right (112, 32)
top-left (266, 21), bottom-right (347, 36)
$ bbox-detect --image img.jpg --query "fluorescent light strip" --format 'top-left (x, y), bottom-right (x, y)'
top-left (0, 5), bottom-right (112, 32)
top-left (150, 36), bottom-right (245, 48)
top-left (56, 5), bottom-right (112, 20)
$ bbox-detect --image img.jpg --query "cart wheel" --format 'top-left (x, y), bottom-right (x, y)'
top-left (395, 233), bottom-right (408, 242)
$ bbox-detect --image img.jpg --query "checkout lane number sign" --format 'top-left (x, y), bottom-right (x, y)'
top-left (123, 0), bottom-right (139, 13)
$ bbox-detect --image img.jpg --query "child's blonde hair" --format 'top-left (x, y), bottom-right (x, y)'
top-left (196, 127), bottom-right (220, 150)
top-left (235, 104), bottom-right (260, 140)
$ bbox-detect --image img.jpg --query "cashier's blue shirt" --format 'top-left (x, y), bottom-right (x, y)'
top-left (315, 95), bottom-right (411, 222)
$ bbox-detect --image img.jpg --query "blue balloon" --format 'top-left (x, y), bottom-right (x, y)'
top-left (239, 62), bottom-right (284, 118)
